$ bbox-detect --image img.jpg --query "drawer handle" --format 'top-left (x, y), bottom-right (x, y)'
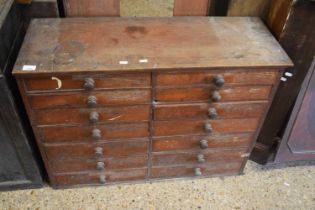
top-left (96, 162), bottom-right (105, 170)
top-left (211, 91), bottom-right (221, 102)
top-left (204, 123), bottom-right (213, 133)
top-left (87, 96), bottom-right (98, 107)
top-left (89, 111), bottom-right (99, 123)
top-left (213, 75), bottom-right (225, 88)
top-left (200, 139), bottom-right (208, 149)
top-left (84, 78), bottom-right (95, 91)
top-left (92, 128), bottom-right (102, 141)
top-left (95, 147), bottom-right (103, 157)
top-left (208, 108), bottom-right (218, 119)
top-left (197, 154), bottom-right (206, 163)
top-left (99, 175), bottom-right (106, 184)
top-left (194, 168), bottom-right (202, 176)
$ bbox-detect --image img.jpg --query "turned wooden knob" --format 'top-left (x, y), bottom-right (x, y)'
top-left (194, 168), bottom-right (202, 176)
top-left (200, 139), bottom-right (208, 149)
top-left (197, 154), bottom-right (206, 163)
top-left (84, 78), bottom-right (95, 91)
top-left (96, 162), bottom-right (105, 170)
top-left (99, 175), bottom-right (106, 184)
top-left (211, 91), bottom-right (221, 102)
top-left (87, 95), bottom-right (98, 107)
top-left (208, 107), bottom-right (218, 119)
top-left (92, 128), bottom-right (101, 141)
top-left (89, 111), bottom-right (99, 123)
top-left (204, 123), bottom-right (213, 133)
top-left (95, 147), bottom-right (103, 157)
top-left (213, 75), bottom-right (225, 88)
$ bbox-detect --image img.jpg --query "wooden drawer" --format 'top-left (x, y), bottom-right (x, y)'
top-left (35, 105), bottom-right (150, 125)
top-left (156, 70), bottom-right (278, 86)
top-left (155, 86), bottom-right (272, 103)
top-left (151, 161), bottom-right (243, 179)
top-left (45, 139), bottom-right (149, 160)
top-left (28, 89), bottom-right (151, 109)
top-left (40, 122), bottom-right (149, 143)
top-left (152, 133), bottom-right (252, 152)
top-left (153, 119), bottom-right (259, 137)
top-left (154, 101), bottom-right (267, 120)
top-left (53, 168), bottom-right (147, 187)
top-left (50, 156), bottom-right (148, 174)
top-left (24, 73), bottom-right (151, 92)
top-left (152, 150), bottom-right (246, 166)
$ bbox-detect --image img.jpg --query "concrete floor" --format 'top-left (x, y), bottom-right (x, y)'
top-left (0, 161), bottom-right (314, 210)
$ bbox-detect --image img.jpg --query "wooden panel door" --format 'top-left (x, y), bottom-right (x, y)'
top-left (275, 58), bottom-right (315, 162)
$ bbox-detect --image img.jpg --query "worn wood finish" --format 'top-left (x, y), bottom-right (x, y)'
top-left (24, 73), bottom-right (150, 92)
top-left (28, 90), bottom-right (151, 109)
top-left (156, 70), bottom-right (278, 86)
top-left (44, 139), bottom-right (149, 159)
top-left (50, 156), bottom-right (148, 173)
top-left (152, 133), bottom-right (252, 152)
top-left (34, 105), bottom-right (150, 125)
top-left (40, 123), bottom-right (149, 143)
top-left (154, 101), bottom-right (268, 120)
top-left (153, 119), bottom-right (259, 136)
top-left (63, 0), bottom-right (120, 17)
top-left (173, 0), bottom-right (210, 16)
top-left (155, 86), bottom-right (272, 103)
top-left (13, 17), bottom-right (292, 187)
top-left (227, 0), bottom-right (271, 18)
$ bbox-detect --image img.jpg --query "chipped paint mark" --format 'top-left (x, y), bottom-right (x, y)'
top-left (108, 115), bottom-right (122, 121)
top-left (51, 76), bottom-right (62, 89)
top-left (241, 153), bottom-right (250, 158)
top-left (119, 60), bottom-right (129, 65)
top-left (139, 59), bottom-right (148, 63)
top-left (22, 65), bottom-right (37, 71)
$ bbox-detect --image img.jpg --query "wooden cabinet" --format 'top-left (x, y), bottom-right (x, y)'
top-left (13, 17), bottom-right (292, 188)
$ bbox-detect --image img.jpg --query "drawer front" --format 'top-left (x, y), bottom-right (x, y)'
top-left (154, 101), bottom-right (267, 120)
top-left (40, 122), bottom-right (149, 143)
top-left (155, 86), bottom-right (272, 103)
top-left (35, 105), bottom-right (150, 125)
top-left (152, 133), bottom-right (253, 152)
top-left (24, 73), bottom-right (151, 92)
top-left (50, 156), bottom-right (148, 174)
top-left (153, 119), bottom-right (259, 137)
top-left (151, 161), bottom-right (242, 179)
top-left (53, 168), bottom-right (147, 186)
top-left (45, 139), bottom-right (149, 160)
top-left (156, 70), bottom-right (278, 86)
top-left (152, 151), bottom-right (245, 166)
top-left (29, 89), bottom-right (151, 109)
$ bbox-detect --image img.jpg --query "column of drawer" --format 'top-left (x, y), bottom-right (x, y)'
top-left (151, 70), bottom-right (277, 179)
top-left (23, 73), bottom-right (151, 186)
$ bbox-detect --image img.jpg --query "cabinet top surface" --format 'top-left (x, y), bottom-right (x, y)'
top-left (13, 17), bottom-right (292, 75)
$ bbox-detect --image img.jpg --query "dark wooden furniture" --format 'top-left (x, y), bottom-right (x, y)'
top-left (0, 0), bottom-right (42, 190)
top-left (13, 17), bottom-right (292, 188)
top-left (274, 58), bottom-right (315, 162)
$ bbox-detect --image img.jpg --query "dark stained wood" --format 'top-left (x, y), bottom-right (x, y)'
top-left (155, 86), bottom-right (272, 103)
top-left (44, 139), bottom-right (149, 159)
top-left (34, 105), bottom-right (150, 125)
top-left (28, 89), bottom-right (151, 109)
top-left (274, 58), bottom-right (315, 163)
top-left (152, 150), bottom-right (246, 166)
top-left (50, 156), bottom-right (148, 173)
top-left (153, 119), bottom-right (259, 136)
top-left (12, 17), bottom-right (292, 75)
top-left (24, 73), bottom-right (151, 92)
top-left (152, 133), bottom-right (253, 152)
top-left (156, 70), bottom-right (278, 86)
top-left (53, 168), bottom-right (147, 187)
top-left (154, 101), bottom-right (268, 120)
top-left (40, 122), bottom-right (149, 143)
top-left (251, 1), bottom-right (315, 164)
top-left (173, 0), bottom-right (210, 16)
top-left (63, 0), bottom-right (120, 17)
top-left (151, 161), bottom-right (242, 179)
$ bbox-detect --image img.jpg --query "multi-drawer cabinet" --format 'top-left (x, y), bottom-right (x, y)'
top-left (13, 17), bottom-right (292, 188)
